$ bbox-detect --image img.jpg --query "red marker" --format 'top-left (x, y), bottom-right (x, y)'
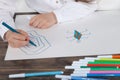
top-left (88, 64), bottom-right (120, 67)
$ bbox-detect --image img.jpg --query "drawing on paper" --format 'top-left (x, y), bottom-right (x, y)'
top-left (66, 29), bottom-right (91, 43)
top-left (20, 30), bottom-right (51, 55)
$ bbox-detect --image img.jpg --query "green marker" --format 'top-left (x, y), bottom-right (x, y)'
top-left (95, 60), bottom-right (120, 62)
top-left (100, 58), bottom-right (120, 61)
top-left (80, 66), bottom-right (120, 71)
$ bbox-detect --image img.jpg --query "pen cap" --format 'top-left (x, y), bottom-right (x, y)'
top-left (55, 75), bottom-right (71, 79)
top-left (9, 73), bottom-right (25, 78)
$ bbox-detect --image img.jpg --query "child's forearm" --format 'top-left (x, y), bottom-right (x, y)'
top-left (0, 0), bottom-right (15, 40)
top-left (53, 1), bottom-right (97, 23)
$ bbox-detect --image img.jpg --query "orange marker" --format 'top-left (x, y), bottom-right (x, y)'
top-left (97, 55), bottom-right (120, 59)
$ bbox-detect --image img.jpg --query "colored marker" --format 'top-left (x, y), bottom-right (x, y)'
top-left (65, 66), bottom-right (80, 69)
top-left (74, 67), bottom-right (120, 71)
top-left (87, 64), bottom-right (120, 67)
top-left (65, 63), bottom-right (88, 69)
top-left (80, 66), bottom-right (120, 71)
top-left (78, 57), bottom-right (103, 64)
top-left (98, 55), bottom-right (120, 59)
top-left (78, 58), bottom-right (120, 63)
top-left (65, 64), bottom-right (120, 69)
top-left (72, 59), bottom-right (120, 67)
top-left (72, 60), bottom-right (120, 65)
top-left (99, 58), bottom-right (120, 61)
top-left (2, 22), bottom-right (37, 47)
top-left (55, 75), bottom-right (107, 80)
top-left (9, 71), bottom-right (63, 78)
top-left (78, 58), bottom-right (120, 67)
top-left (93, 60), bottom-right (120, 63)
top-left (66, 59), bottom-right (120, 68)
top-left (81, 57), bottom-right (103, 62)
top-left (73, 70), bottom-right (120, 74)
top-left (73, 60), bottom-right (95, 64)
top-left (87, 71), bottom-right (120, 74)
top-left (79, 58), bottom-right (95, 61)
top-left (72, 60), bottom-right (120, 68)
top-left (66, 63), bottom-right (104, 69)
top-left (83, 57), bottom-right (120, 61)
top-left (88, 61), bottom-right (120, 64)
top-left (72, 60), bottom-right (96, 66)
top-left (71, 73), bottom-right (120, 77)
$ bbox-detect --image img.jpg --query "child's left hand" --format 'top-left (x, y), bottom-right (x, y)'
top-left (29, 12), bottom-right (57, 29)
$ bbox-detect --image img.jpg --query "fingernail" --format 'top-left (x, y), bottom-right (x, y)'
top-left (25, 37), bottom-right (29, 41)
top-left (25, 38), bottom-right (27, 41)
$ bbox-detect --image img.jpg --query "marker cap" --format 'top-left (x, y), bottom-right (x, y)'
top-left (9, 73), bottom-right (25, 78)
top-left (55, 75), bottom-right (71, 79)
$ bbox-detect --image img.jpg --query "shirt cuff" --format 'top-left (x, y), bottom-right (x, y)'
top-left (0, 25), bottom-right (9, 41)
top-left (53, 10), bottom-right (63, 23)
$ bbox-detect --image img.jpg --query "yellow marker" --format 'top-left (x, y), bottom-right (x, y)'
top-left (99, 58), bottom-right (120, 61)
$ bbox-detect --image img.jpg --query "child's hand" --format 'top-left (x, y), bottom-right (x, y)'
top-left (29, 12), bottom-right (57, 29)
top-left (5, 29), bottom-right (29, 48)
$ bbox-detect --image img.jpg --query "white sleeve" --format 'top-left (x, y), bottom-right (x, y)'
top-left (53, 1), bottom-right (97, 23)
top-left (0, 0), bottom-right (15, 40)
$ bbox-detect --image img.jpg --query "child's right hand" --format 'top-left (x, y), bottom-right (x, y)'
top-left (5, 29), bottom-right (30, 48)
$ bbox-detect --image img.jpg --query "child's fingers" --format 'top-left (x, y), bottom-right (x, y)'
top-left (29, 13), bottom-right (56, 29)
top-left (5, 30), bottom-right (29, 48)
top-left (32, 19), bottom-right (41, 28)
top-left (30, 17), bottom-right (50, 29)
top-left (37, 20), bottom-right (46, 28)
top-left (9, 39), bottom-right (29, 48)
top-left (12, 32), bottom-right (28, 41)
top-left (17, 29), bottom-right (28, 37)
top-left (29, 16), bottom-right (38, 26)
top-left (18, 30), bottom-right (30, 41)
top-left (40, 22), bottom-right (51, 29)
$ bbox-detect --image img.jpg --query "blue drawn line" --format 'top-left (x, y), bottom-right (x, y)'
top-left (20, 30), bottom-right (51, 55)
top-left (66, 29), bottom-right (91, 43)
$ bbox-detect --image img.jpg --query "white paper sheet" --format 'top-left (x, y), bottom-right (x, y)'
top-left (5, 11), bottom-right (120, 60)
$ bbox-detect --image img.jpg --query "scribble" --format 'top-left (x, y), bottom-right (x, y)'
top-left (66, 29), bottom-right (91, 43)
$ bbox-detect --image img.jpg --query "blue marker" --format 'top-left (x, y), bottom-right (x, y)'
top-left (9, 71), bottom-right (63, 78)
top-left (71, 76), bottom-right (107, 80)
top-left (71, 73), bottom-right (120, 77)
top-left (2, 22), bottom-right (37, 47)
top-left (55, 75), bottom-right (107, 80)
top-left (87, 73), bottom-right (120, 77)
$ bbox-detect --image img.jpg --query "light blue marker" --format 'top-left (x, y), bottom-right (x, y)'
top-left (2, 22), bottom-right (37, 47)
top-left (71, 76), bottom-right (107, 80)
top-left (9, 71), bottom-right (63, 78)
top-left (55, 75), bottom-right (107, 80)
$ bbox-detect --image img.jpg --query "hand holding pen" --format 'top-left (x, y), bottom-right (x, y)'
top-left (5, 29), bottom-right (30, 48)
top-left (2, 22), bottom-right (37, 48)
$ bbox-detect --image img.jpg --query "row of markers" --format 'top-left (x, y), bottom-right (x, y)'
top-left (55, 55), bottom-right (120, 80)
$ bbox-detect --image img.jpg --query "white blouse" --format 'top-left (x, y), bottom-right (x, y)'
top-left (0, 0), bottom-right (97, 39)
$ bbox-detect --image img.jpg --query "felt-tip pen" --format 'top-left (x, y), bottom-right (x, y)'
top-left (9, 71), bottom-right (63, 78)
top-left (55, 75), bottom-right (108, 80)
